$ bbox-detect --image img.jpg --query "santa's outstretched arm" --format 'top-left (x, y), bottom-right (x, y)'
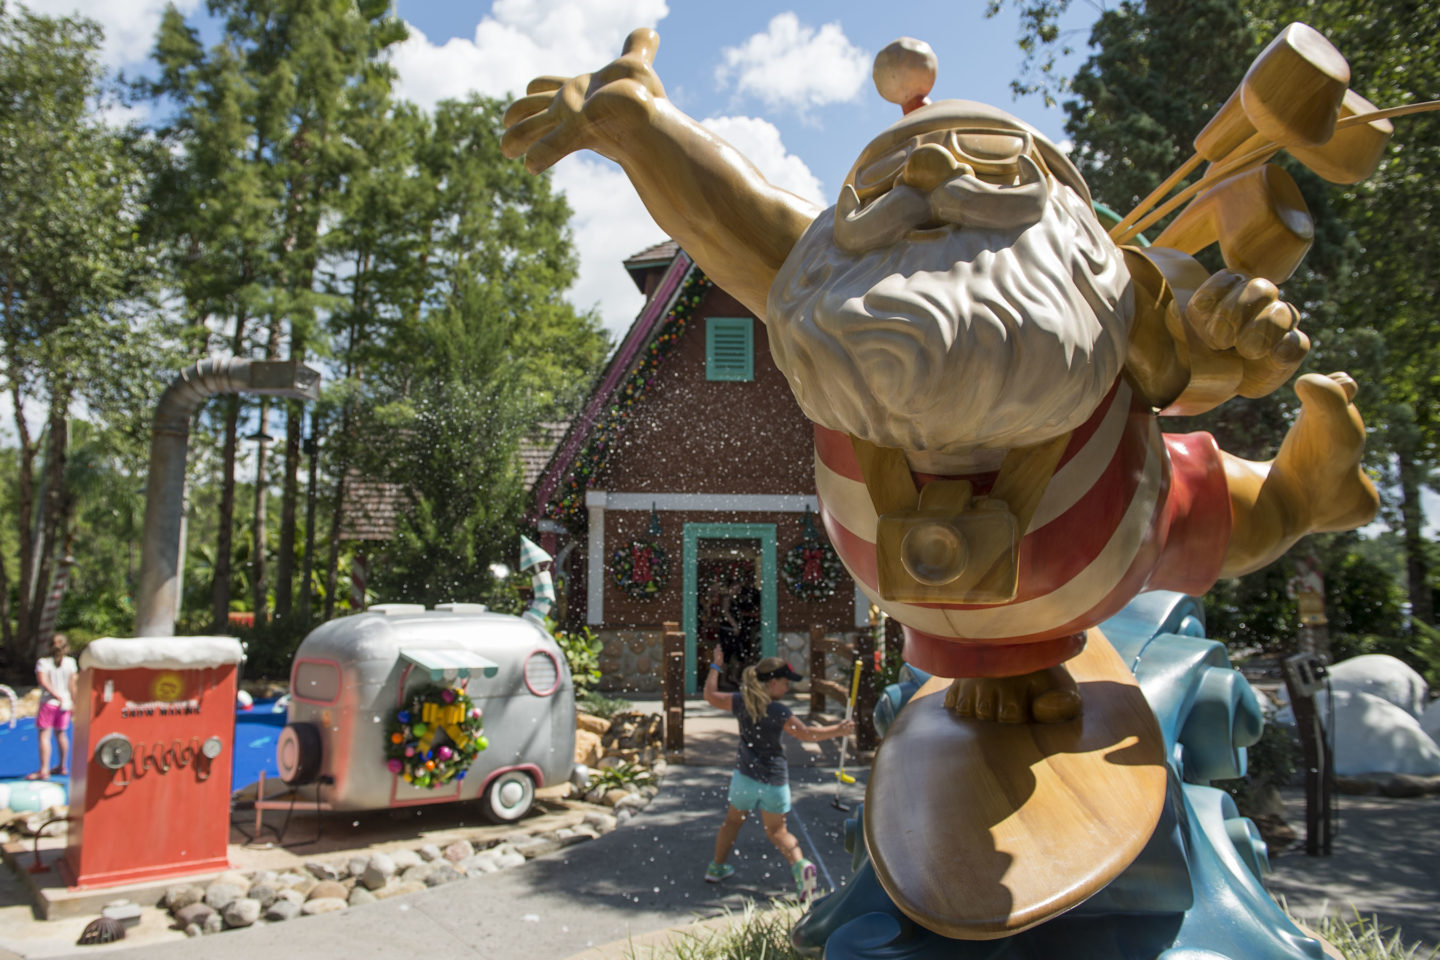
top-left (501, 28), bottom-right (821, 318)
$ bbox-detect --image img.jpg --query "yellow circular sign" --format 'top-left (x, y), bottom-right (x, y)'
top-left (151, 672), bottom-right (185, 702)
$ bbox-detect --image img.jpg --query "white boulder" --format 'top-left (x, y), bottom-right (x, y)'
top-left (1328, 690), bottom-right (1440, 776)
top-left (1420, 698), bottom-right (1440, 746)
top-left (1327, 654), bottom-right (1429, 719)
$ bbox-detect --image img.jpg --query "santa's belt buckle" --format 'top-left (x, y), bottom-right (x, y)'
top-left (875, 496), bottom-right (1019, 605)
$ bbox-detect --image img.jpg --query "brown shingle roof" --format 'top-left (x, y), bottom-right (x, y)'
top-left (339, 471), bottom-right (407, 541)
top-left (519, 421), bottom-right (570, 490)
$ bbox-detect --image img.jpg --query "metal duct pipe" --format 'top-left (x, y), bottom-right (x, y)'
top-left (135, 358), bottom-right (321, 637)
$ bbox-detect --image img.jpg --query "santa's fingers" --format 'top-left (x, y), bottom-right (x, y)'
top-left (527, 75), bottom-right (567, 95)
top-left (1234, 298), bottom-right (1301, 361)
top-left (503, 91), bottom-right (560, 131)
top-left (1237, 329), bottom-right (1310, 398)
top-left (1184, 270), bottom-right (1248, 349)
top-left (500, 107), bottom-right (561, 162)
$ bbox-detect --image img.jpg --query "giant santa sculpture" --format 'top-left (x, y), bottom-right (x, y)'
top-left (502, 26), bottom-right (1382, 945)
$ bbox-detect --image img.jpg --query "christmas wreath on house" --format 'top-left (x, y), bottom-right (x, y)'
top-left (782, 538), bottom-right (845, 601)
top-left (611, 538), bottom-right (670, 599)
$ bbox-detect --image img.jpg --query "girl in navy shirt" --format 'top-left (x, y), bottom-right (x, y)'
top-left (702, 646), bottom-right (853, 902)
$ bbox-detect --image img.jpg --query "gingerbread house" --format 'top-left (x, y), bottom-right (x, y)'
top-left (528, 241), bottom-right (866, 694)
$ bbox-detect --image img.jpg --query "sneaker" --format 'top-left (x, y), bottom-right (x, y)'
top-left (704, 861), bottom-right (735, 883)
top-left (793, 859), bottom-right (819, 903)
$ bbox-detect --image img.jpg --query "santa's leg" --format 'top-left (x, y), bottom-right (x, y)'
top-left (1221, 371), bottom-right (1378, 577)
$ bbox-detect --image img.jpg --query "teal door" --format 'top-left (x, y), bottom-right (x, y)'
top-left (682, 523), bottom-right (778, 695)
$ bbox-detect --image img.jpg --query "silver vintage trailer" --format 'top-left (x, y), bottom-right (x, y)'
top-left (275, 603), bottom-right (577, 820)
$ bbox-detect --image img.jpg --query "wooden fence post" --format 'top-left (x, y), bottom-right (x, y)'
top-left (662, 621), bottom-right (685, 754)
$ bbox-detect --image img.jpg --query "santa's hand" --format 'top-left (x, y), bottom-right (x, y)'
top-left (501, 28), bottom-right (666, 173)
top-left (1184, 270), bottom-right (1309, 398)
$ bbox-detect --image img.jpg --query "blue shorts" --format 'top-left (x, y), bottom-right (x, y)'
top-left (727, 770), bottom-right (791, 814)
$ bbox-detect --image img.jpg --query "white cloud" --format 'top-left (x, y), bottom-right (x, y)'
top-left (715, 13), bottom-right (868, 115)
top-left (544, 116), bottom-right (825, 342)
top-left (22, 0), bottom-right (205, 69)
top-left (389, 0), bottom-right (670, 109)
top-left (547, 156), bottom-right (659, 340)
top-left (700, 115), bottom-right (825, 207)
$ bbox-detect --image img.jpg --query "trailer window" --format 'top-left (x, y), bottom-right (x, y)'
top-left (293, 660), bottom-right (340, 704)
top-left (524, 650), bottom-right (560, 697)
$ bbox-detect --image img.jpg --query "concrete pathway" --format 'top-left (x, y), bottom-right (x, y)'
top-left (1265, 788), bottom-right (1440, 951)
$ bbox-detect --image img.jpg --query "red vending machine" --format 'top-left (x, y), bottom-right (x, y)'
top-left (63, 637), bottom-right (244, 889)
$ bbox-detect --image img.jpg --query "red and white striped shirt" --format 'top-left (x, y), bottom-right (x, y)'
top-left (814, 379), bottom-right (1231, 678)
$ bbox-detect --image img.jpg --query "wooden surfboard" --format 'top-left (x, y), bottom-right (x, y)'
top-left (863, 627), bottom-right (1167, 940)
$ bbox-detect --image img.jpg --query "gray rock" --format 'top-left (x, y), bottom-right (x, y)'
top-left (305, 860), bottom-right (341, 881)
top-left (174, 903), bottom-right (216, 928)
top-left (459, 853), bottom-right (499, 876)
top-left (583, 812), bottom-right (618, 834)
top-left (616, 807), bottom-right (636, 824)
top-left (265, 898), bottom-right (302, 922)
top-left (492, 848), bottom-right (527, 870)
top-left (164, 884), bottom-right (204, 912)
top-left (513, 835), bottom-right (564, 859)
top-left (308, 880), bottom-right (348, 901)
top-left (346, 856), bottom-right (369, 879)
top-left (302, 897), bottom-right (348, 916)
top-left (417, 843), bottom-right (443, 862)
top-left (400, 863), bottom-right (432, 885)
top-left (203, 881), bottom-right (246, 911)
top-left (1380, 773), bottom-right (1436, 797)
top-left (184, 923), bottom-right (203, 938)
top-left (442, 839), bottom-right (474, 862)
top-left (102, 902), bottom-right (143, 927)
top-left (223, 898), bottom-right (261, 928)
top-left (251, 869), bottom-right (279, 886)
top-left (424, 863), bottom-right (460, 887)
top-left (361, 852), bottom-right (397, 890)
top-left (348, 886), bottom-right (377, 907)
top-left (371, 880), bottom-right (427, 900)
top-left (390, 848), bottom-right (423, 870)
top-left (274, 888), bottom-right (306, 907)
top-left (275, 871), bottom-right (310, 888)
top-left (247, 882), bottom-right (279, 909)
top-left (202, 912), bottom-right (224, 935)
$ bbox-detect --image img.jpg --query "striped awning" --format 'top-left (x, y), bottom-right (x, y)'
top-left (399, 647), bottom-right (499, 681)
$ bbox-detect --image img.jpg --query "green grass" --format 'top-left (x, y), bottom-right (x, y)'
top-left (621, 901), bottom-right (806, 960)
top-left (619, 899), bottom-right (1437, 960)
top-left (1300, 907), bottom-right (1439, 960)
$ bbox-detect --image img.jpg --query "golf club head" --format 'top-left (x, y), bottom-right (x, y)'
top-left (1194, 22), bottom-right (1349, 162)
top-left (836, 771), bottom-right (857, 785)
top-left (1154, 163), bottom-right (1313, 283)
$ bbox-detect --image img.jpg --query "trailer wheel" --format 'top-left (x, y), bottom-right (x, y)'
top-left (276, 722), bottom-right (323, 785)
top-left (482, 769), bottom-right (535, 823)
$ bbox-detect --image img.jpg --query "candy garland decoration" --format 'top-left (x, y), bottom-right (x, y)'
top-left (548, 268), bottom-right (713, 530)
top-left (782, 538), bottom-right (845, 601)
top-left (384, 685), bottom-right (487, 789)
top-left (610, 538), bottom-right (670, 599)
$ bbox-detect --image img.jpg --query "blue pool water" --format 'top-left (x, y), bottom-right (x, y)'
top-left (0, 699), bottom-right (286, 795)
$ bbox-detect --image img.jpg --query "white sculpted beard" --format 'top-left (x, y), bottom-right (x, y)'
top-left (766, 181), bottom-right (1132, 471)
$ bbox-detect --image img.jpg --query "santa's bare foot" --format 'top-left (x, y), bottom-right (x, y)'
top-left (1278, 372), bottom-right (1379, 532)
top-left (943, 665), bottom-right (1081, 724)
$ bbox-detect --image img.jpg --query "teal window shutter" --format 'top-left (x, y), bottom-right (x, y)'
top-left (706, 317), bottom-right (753, 381)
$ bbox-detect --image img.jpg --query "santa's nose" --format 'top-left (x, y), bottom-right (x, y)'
top-left (901, 142), bottom-right (964, 193)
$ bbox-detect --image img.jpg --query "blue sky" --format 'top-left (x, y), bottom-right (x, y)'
top-left (29, 0), bottom-right (1100, 339)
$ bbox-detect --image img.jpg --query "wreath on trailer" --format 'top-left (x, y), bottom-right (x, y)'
top-left (384, 684), bottom-right (487, 789)
top-left (610, 538), bottom-right (670, 599)
top-left (782, 538), bottom-right (845, 601)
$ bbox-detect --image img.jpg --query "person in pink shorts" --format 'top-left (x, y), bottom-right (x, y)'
top-left (31, 634), bottom-right (78, 780)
